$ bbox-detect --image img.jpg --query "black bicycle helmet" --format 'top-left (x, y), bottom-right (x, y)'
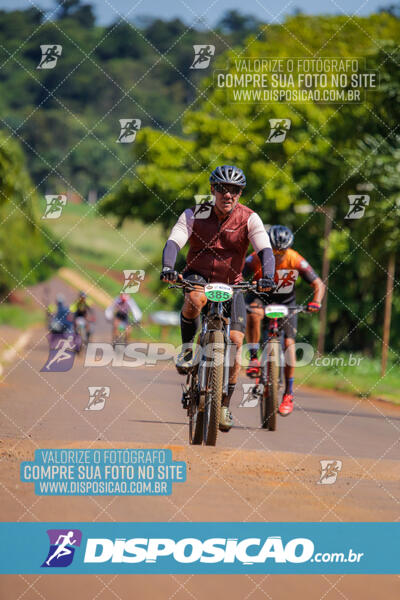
top-left (269, 225), bottom-right (294, 250)
top-left (209, 165), bottom-right (246, 188)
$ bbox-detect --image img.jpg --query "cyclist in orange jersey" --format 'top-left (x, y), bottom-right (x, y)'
top-left (244, 225), bottom-right (325, 416)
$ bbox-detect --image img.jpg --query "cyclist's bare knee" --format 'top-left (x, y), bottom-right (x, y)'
top-left (182, 290), bottom-right (206, 318)
top-left (248, 303), bottom-right (264, 317)
top-left (229, 330), bottom-right (244, 383)
top-left (230, 330), bottom-right (244, 346)
top-left (284, 336), bottom-right (295, 349)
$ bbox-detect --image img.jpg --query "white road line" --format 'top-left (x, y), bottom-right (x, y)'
top-left (0, 330), bottom-right (34, 375)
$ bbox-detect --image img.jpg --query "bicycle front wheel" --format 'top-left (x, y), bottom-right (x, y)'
top-left (203, 330), bottom-right (224, 446)
top-left (260, 338), bottom-right (279, 431)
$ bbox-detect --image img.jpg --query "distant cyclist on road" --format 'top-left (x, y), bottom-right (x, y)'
top-left (160, 165), bottom-right (275, 432)
top-left (70, 291), bottom-right (95, 341)
top-left (105, 293), bottom-right (142, 341)
top-left (244, 225), bottom-right (325, 416)
top-left (47, 293), bottom-right (73, 334)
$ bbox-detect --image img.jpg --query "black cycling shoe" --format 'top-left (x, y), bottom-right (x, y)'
top-left (175, 350), bottom-right (193, 375)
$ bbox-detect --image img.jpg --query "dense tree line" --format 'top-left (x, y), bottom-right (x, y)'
top-left (0, 132), bottom-right (64, 297)
top-left (101, 13), bottom-right (400, 355)
top-left (0, 1), bottom-right (260, 198)
top-left (1, 2), bottom-right (399, 358)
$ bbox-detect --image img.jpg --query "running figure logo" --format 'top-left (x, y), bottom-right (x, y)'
top-left (193, 195), bottom-right (215, 219)
top-left (267, 119), bottom-right (291, 143)
top-left (121, 270), bottom-right (145, 293)
top-left (318, 460), bottom-right (342, 485)
top-left (85, 386), bottom-right (110, 411)
top-left (239, 383), bottom-right (263, 407)
top-left (190, 45), bottom-right (215, 69)
top-left (117, 119), bottom-right (141, 143)
top-left (42, 194), bottom-right (67, 219)
top-left (275, 269), bottom-right (299, 294)
top-left (37, 45), bottom-right (62, 69)
top-left (345, 195), bottom-right (370, 219)
top-left (42, 529), bottom-right (82, 568)
top-left (41, 335), bottom-right (76, 372)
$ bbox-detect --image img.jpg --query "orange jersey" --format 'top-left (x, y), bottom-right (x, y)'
top-left (245, 248), bottom-right (317, 299)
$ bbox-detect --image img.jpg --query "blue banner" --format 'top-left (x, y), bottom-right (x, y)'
top-left (0, 522), bottom-right (398, 574)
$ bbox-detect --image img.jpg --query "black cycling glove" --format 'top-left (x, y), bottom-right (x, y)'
top-left (160, 267), bottom-right (178, 282)
top-left (257, 277), bottom-right (276, 292)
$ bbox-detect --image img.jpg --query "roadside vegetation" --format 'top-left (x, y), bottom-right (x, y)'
top-left (0, 2), bottom-right (399, 401)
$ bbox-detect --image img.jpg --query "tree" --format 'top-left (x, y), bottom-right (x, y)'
top-left (54, 0), bottom-right (95, 28)
top-left (217, 10), bottom-right (260, 35)
top-left (0, 132), bottom-right (64, 297)
top-left (378, 3), bottom-right (400, 17)
top-left (100, 13), bottom-right (400, 353)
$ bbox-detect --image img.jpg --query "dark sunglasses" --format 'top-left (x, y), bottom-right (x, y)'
top-left (213, 183), bottom-right (242, 195)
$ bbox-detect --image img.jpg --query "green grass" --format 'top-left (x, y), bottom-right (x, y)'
top-left (0, 304), bottom-right (43, 329)
top-left (43, 200), bottom-right (164, 273)
top-left (43, 201), bottom-right (181, 342)
top-left (296, 354), bottom-right (400, 404)
top-left (44, 200), bottom-right (172, 315)
top-left (41, 201), bottom-right (400, 404)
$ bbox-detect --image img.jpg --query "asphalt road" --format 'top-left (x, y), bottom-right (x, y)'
top-left (0, 301), bottom-right (399, 599)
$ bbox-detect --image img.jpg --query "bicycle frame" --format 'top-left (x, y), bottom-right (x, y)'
top-left (256, 304), bottom-right (308, 430)
top-left (261, 317), bottom-right (285, 387)
top-left (198, 298), bottom-right (233, 396)
top-left (260, 305), bottom-right (307, 380)
top-left (171, 277), bottom-right (255, 445)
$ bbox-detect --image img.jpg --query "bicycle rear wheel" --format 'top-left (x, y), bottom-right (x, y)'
top-left (203, 330), bottom-right (224, 446)
top-left (260, 338), bottom-right (279, 431)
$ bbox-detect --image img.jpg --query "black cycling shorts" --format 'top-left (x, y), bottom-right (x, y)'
top-left (115, 310), bottom-right (129, 322)
top-left (245, 291), bottom-right (297, 340)
top-left (183, 270), bottom-right (246, 334)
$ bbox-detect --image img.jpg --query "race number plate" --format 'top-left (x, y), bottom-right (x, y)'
top-left (204, 283), bottom-right (233, 302)
top-left (264, 304), bottom-right (289, 318)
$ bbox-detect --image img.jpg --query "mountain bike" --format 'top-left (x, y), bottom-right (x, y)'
top-left (74, 316), bottom-right (87, 354)
top-left (74, 314), bottom-right (95, 353)
top-left (112, 318), bottom-right (130, 348)
top-left (255, 304), bottom-right (307, 431)
top-left (171, 278), bottom-right (256, 446)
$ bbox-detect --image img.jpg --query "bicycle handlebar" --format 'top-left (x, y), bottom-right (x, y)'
top-left (167, 280), bottom-right (311, 313)
top-left (283, 305), bottom-right (309, 315)
top-left (169, 277), bottom-right (257, 293)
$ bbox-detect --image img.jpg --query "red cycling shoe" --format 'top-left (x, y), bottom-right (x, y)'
top-left (279, 393), bottom-right (294, 416)
top-left (246, 358), bottom-right (261, 378)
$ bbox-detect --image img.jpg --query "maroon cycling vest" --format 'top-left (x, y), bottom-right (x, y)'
top-left (185, 203), bottom-right (254, 284)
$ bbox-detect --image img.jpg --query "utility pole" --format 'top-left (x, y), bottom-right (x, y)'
top-left (381, 252), bottom-right (395, 376)
top-left (317, 206), bottom-right (335, 356)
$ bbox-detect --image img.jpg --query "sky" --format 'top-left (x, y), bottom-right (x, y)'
top-left (0, 0), bottom-right (385, 25)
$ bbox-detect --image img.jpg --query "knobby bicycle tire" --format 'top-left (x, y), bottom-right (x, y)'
top-left (203, 330), bottom-right (224, 446)
top-left (260, 338), bottom-right (279, 430)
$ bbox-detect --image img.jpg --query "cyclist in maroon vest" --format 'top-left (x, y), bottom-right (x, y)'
top-left (160, 165), bottom-right (275, 432)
